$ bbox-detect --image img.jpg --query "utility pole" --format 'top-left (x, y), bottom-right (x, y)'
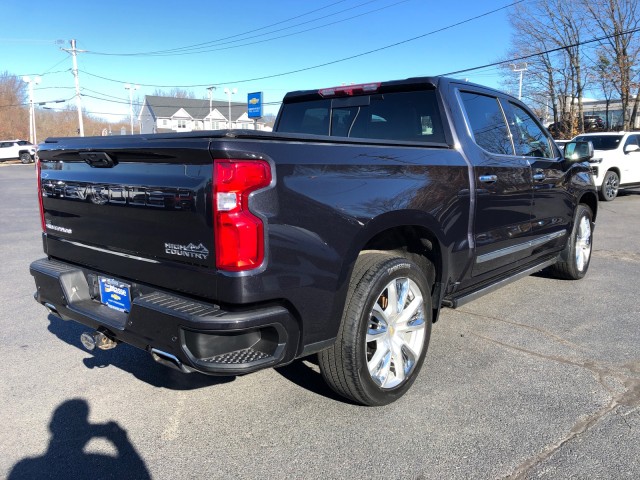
top-left (22, 75), bottom-right (41, 144)
top-left (61, 39), bottom-right (85, 136)
top-left (124, 83), bottom-right (139, 134)
top-left (510, 63), bottom-right (528, 100)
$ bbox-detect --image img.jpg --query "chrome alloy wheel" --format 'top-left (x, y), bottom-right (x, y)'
top-left (366, 277), bottom-right (426, 389)
top-left (575, 215), bottom-right (592, 272)
top-left (604, 173), bottom-right (619, 200)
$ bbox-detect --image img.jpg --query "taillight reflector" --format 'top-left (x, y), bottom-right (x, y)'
top-left (318, 82), bottom-right (381, 97)
top-left (213, 159), bottom-right (271, 271)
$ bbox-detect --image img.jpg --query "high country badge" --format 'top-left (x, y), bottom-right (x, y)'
top-left (165, 242), bottom-right (209, 260)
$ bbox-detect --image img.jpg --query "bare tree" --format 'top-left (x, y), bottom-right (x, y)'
top-left (506, 1), bottom-right (589, 138)
top-left (0, 71), bottom-right (29, 139)
top-left (591, 50), bottom-right (617, 129)
top-left (582, 0), bottom-right (640, 130)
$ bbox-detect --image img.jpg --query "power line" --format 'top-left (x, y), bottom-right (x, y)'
top-left (440, 25), bottom-right (640, 76)
top-left (86, 0), bottom-right (358, 56)
top-left (78, 0), bottom-right (524, 88)
top-left (16, 69), bottom-right (71, 78)
top-left (85, 0), bottom-right (409, 57)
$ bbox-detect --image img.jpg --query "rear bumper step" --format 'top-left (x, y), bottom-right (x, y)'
top-left (30, 257), bottom-right (299, 375)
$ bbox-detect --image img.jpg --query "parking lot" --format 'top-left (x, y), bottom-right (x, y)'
top-left (1, 163), bottom-right (638, 479)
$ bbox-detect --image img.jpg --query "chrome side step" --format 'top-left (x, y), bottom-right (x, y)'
top-left (443, 257), bottom-right (559, 308)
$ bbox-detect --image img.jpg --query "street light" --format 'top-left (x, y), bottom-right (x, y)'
top-left (223, 87), bottom-right (237, 129)
top-left (124, 83), bottom-right (140, 134)
top-left (207, 86), bottom-right (216, 129)
top-left (22, 75), bottom-right (41, 144)
top-left (510, 63), bottom-right (528, 100)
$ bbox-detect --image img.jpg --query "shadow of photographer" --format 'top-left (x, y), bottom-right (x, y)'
top-left (9, 399), bottom-right (150, 480)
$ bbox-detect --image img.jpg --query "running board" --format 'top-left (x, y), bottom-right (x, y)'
top-left (442, 257), bottom-right (559, 309)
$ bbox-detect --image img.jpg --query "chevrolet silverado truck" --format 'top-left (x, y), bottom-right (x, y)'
top-left (30, 77), bottom-right (597, 406)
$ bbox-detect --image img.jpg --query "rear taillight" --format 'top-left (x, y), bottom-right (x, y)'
top-left (37, 158), bottom-right (45, 232)
top-left (213, 159), bottom-right (272, 271)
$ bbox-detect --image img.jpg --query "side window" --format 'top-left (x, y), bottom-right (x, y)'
top-left (459, 91), bottom-right (513, 155)
top-left (505, 102), bottom-right (553, 158)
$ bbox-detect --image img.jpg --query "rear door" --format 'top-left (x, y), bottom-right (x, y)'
top-left (456, 89), bottom-right (534, 277)
top-left (623, 134), bottom-right (640, 183)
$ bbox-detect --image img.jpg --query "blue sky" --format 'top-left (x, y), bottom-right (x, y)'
top-left (2, 0), bottom-right (518, 120)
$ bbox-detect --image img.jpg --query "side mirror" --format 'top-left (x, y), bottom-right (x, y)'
top-left (563, 141), bottom-right (594, 163)
top-left (624, 144), bottom-right (640, 154)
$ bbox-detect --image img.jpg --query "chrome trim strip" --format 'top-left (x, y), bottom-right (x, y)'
top-left (476, 230), bottom-right (566, 264)
top-left (60, 239), bottom-right (160, 264)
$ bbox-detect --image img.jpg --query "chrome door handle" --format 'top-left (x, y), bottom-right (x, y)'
top-left (479, 175), bottom-right (498, 184)
top-left (533, 173), bottom-right (545, 181)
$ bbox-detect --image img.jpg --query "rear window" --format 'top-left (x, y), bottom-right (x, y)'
top-left (276, 90), bottom-right (445, 144)
top-left (574, 135), bottom-right (623, 150)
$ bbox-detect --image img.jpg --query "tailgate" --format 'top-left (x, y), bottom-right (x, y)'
top-left (38, 136), bottom-right (217, 296)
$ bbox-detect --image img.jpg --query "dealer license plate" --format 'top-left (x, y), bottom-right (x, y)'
top-left (98, 277), bottom-right (131, 313)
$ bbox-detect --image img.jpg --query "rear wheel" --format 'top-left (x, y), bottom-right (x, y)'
top-left (551, 204), bottom-right (593, 280)
top-left (319, 252), bottom-right (433, 406)
top-left (19, 152), bottom-right (31, 164)
top-left (599, 170), bottom-right (619, 201)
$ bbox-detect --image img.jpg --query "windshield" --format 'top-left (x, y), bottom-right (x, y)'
top-left (574, 135), bottom-right (623, 150)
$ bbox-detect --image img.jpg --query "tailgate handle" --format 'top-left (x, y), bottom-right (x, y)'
top-left (79, 152), bottom-right (116, 168)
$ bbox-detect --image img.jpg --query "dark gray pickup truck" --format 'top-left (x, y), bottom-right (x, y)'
top-left (30, 76), bottom-right (597, 405)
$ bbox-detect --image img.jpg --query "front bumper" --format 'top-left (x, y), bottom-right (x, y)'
top-left (30, 257), bottom-right (299, 375)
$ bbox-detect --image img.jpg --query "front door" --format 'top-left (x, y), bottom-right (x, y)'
top-left (501, 100), bottom-right (572, 260)
top-left (457, 90), bottom-right (534, 277)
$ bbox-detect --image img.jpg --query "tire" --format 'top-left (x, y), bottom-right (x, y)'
top-left (599, 170), bottom-right (619, 201)
top-left (550, 204), bottom-right (593, 280)
top-left (19, 152), bottom-right (31, 164)
top-left (318, 252), bottom-right (433, 406)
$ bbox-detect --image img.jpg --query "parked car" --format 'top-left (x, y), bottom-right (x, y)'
top-left (583, 115), bottom-right (605, 131)
top-left (0, 139), bottom-right (36, 163)
top-left (572, 131), bottom-right (640, 201)
top-left (547, 115), bottom-right (605, 139)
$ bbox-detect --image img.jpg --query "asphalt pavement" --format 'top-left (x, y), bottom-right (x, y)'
top-left (0, 163), bottom-right (638, 479)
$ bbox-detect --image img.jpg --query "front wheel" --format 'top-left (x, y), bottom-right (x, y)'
top-left (599, 170), bottom-right (619, 201)
top-left (319, 253), bottom-right (433, 406)
top-left (19, 153), bottom-right (31, 164)
top-left (550, 204), bottom-right (593, 280)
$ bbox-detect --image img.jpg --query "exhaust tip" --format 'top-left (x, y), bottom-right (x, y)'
top-left (151, 348), bottom-right (188, 372)
top-left (44, 302), bottom-right (59, 316)
top-left (80, 331), bottom-right (118, 351)
top-left (80, 332), bottom-right (97, 351)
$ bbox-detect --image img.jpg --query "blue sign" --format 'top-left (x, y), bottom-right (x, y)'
top-left (247, 92), bottom-right (263, 118)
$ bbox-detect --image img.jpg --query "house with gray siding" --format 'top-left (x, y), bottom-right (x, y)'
top-left (138, 96), bottom-right (269, 134)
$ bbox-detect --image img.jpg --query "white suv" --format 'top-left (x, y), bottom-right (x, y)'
top-left (0, 139), bottom-right (36, 164)
top-left (572, 132), bottom-right (640, 201)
